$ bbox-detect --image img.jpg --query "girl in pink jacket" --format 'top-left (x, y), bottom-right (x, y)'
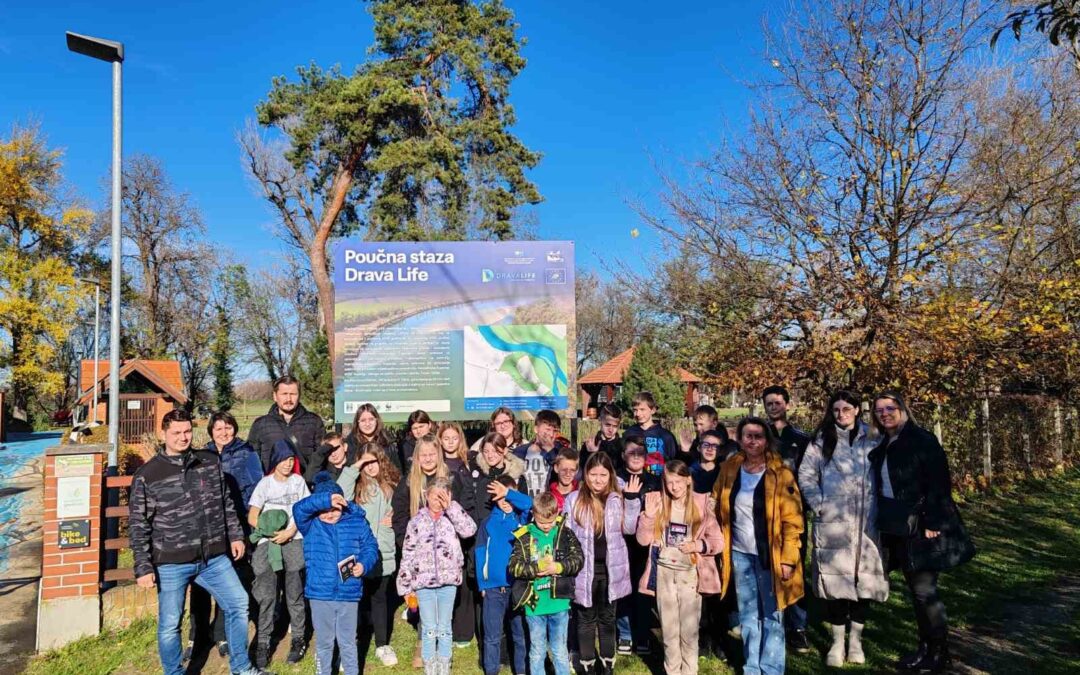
top-left (397, 477), bottom-right (477, 675)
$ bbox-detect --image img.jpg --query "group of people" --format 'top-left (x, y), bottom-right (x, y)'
top-left (128, 376), bottom-right (974, 675)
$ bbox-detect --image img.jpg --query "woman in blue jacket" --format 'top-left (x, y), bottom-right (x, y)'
top-left (293, 472), bottom-right (379, 675)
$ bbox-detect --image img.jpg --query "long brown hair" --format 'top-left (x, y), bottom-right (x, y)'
top-left (489, 406), bottom-right (523, 445)
top-left (353, 442), bottom-right (400, 504)
top-left (408, 433), bottom-right (448, 517)
top-left (350, 403), bottom-right (394, 447)
top-left (573, 452), bottom-right (620, 536)
top-left (654, 459), bottom-right (701, 541)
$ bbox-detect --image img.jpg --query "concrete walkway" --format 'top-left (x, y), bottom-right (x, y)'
top-left (0, 432), bottom-right (62, 675)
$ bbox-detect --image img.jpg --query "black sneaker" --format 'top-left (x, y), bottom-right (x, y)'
top-left (216, 640), bottom-right (229, 658)
top-left (181, 640), bottom-right (195, 665)
top-left (788, 630), bottom-right (812, 654)
top-left (617, 639), bottom-right (632, 655)
top-left (634, 641), bottom-right (651, 656)
top-left (255, 643), bottom-right (270, 669)
top-left (286, 638), bottom-right (307, 664)
top-left (234, 668), bottom-right (275, 675)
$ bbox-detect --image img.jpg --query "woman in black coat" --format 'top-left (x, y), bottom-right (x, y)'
top-left (869, 391), bottom-right (974, 674)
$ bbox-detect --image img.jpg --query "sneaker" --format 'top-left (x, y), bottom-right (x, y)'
top-left (181, 640), bottom-right (195, 665)
top-left (375, 645), bottom-right (399, 667)
top-left (453, 640), bottom-right (471, 649)
top-left (255, 643), bottom-right (270, 669)
top-left (216, 641), bottom-right (229, 658)
top-left (286, 638), bottom-right (307, 664)
top-left (634, 641), bottom-right (651, 656)
top-left (234, 668), bottom-right (275, 675)
top-left (789, 630), bottom-right (812, 654)
top-left (617, 639), bottom-right (633, 655)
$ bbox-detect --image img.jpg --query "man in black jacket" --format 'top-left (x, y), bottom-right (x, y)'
top-left (248, 375), bottom-right (325, 476)
top-left (129, 409), bottom-right (269, 675)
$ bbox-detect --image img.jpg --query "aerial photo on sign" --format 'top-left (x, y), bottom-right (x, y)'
top-left (332, 241), bottom-right (575, 423)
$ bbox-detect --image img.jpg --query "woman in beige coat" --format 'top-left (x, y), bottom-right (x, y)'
top-left (799, 391), bottom-right (889, 667)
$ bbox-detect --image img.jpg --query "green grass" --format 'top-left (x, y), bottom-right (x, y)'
top-left (29, 470), bottom-right (1080, 674)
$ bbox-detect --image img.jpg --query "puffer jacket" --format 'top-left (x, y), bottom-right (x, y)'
top-left (336, 466), bottom-right (397, 576)
top-left (248, 403), bottom-right (325, 475)
top-left (129, 448), bottom-right (243, 579)
top-left (636, 492), bottom-right (724, 596)
top-left (799, 421), bottom-right (889, 602)
top-left (210, 438), bottom-right (263, 531)
top-left (562, 490), bottom-right (641, 607)
top-left (391, 470), bottom-right (472, 547)
top-left (292, 492), bottom-right (379, 601)
top-left (397, 501), bottom-right (477, 595)
top-left (475, 489), bottom-right (532, 590)
top-left (713, 451), bottom-right (805, 611)
top-left (509, 515), bottom-right (586, 611)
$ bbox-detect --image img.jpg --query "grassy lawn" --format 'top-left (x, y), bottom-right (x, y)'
top-left (28, 470), bottom-right (1080, 674)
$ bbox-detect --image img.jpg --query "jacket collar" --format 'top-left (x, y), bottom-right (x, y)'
top-left (269, 402), bottom-right (311, 423)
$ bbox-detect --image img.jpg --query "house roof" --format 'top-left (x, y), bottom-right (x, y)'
top-left (578, 347), bottom-right (702, 385)
top-left (78, 359), bottom-right (188, 405)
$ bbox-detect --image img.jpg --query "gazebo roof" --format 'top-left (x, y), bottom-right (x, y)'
top-left (578, 347), bottom-right (702, 385)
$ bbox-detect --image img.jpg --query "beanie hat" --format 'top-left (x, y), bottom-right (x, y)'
top-left (270, 439), bottom-right (297, 470)
top-left (313, 471), bottom-right (344, 497)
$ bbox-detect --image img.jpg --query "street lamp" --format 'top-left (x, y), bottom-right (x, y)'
top-left (75, 277), bottom-right (101, 424)
top-left (67, 32), bottom-right (123, 468)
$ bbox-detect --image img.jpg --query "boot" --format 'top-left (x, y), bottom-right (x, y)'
top-left (599, 657), bottom-right (615, 675)
top-left (437, 655), bottom-right (452, 675)
top-left (898, 640), bottom-right (929, 670)
top-left (578, 658), bottom-right (596, 675)
top-left (423, 659), bottom-right (438, 675)
top-left (847, 622), bottom-right (865, 664)
top-left (826, 624), bottom-right (845, 667)
top-left (917, 638), bottom-right (951, 674)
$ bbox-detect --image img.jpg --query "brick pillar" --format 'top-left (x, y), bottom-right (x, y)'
top-left (37, 444), bottom-right (110, 650)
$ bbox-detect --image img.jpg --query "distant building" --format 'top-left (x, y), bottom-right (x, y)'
top-left (577, 347), bottom-right (702, 418)
top-left (78, 360), bottom-right (189, 443)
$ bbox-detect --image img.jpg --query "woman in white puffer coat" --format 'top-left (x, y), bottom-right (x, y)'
top-left (799, 390), bottom-right (889, 668)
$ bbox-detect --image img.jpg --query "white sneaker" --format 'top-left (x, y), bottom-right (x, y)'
top-left (375, 645), bottom-right (399, 666)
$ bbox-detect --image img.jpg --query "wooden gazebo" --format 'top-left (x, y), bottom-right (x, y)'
top-left (577, 347), bottom-right (702, 418)
top-left (78, 360), bottom-right (188, 442)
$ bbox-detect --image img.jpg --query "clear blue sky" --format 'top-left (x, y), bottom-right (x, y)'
top-left (0, 1), bottom-right (773, 270)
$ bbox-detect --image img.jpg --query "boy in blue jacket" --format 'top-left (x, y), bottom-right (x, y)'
top-left (293, 472), bottom-right (379, 675)
top-left (476, 475), bottom-right (533, 675)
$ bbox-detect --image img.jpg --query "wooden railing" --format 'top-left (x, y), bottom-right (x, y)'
top-left (102, 475), bottom-right (134, 582)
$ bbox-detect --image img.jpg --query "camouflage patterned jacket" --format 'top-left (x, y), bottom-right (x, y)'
top-left (129, 448), bottom-right (244, 579)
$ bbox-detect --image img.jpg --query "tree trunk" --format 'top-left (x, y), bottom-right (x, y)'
top-left (311, 152), bottom-right (362, 357)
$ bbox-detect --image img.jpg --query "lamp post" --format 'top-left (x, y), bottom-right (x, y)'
top-left (66, 32), bottom-right (123, 467)
top-left (75, 277), bottom-right (101, 424)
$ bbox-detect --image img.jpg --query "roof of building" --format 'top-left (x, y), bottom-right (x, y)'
top-left (78, 359), bottom-right (188, 405)
top-left (577, 347), bottom-right (702, 385)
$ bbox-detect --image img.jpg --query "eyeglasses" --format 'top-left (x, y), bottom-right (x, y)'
top-left (699, 442), bottom-right (720, 450)
top-left (557, 466), bottom-right (578, 474)
top-left (874, 405), bottom-right (899, 415)
top-left (832, 406), bottom-right (856, 415)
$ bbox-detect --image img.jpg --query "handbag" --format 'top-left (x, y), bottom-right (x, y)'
top-left (877, 496), bottom-right (921, 537)
top-left (905, 503), bottom-right (976, 572)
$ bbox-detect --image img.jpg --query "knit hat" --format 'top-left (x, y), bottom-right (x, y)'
top-left (312, 471), bottom-right (344, 497)
top-left (269, 439), bottom-right (297, 469)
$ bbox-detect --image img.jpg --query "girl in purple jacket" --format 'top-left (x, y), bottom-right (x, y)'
top-left (397, 477), bottom-right (477, 675)
top-left (562, 453), bottom-right (642, 675)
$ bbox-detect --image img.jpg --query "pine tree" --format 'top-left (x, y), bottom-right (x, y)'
top-left (618, 341), bottom-right (686, 420)
top-left (296, 331), bottom-right (333, 421)
top-left (211, 305), bottom-right (234, 411)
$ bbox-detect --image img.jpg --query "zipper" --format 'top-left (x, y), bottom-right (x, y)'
top-left (853, 428), bottom-right (864, 590)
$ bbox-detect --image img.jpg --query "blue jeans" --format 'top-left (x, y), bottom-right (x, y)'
top-left (526, 611), bottom-right (571, 675)
top-left (417, 585), bottom-right (456, 662)
top-left (157, 554), bottom-right (251, 675)
top-left (311, 599), bottom-right (358, 675)
top-left (732, 550), bottom-right (786, 675)
top-left (482, 587), bottom-right (526, 675)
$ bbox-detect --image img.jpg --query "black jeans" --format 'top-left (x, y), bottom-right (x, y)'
top-left (363, 573), bottom-right (395, 647)
top-left (887, 535), bottom-right (948, 642)
top-left (825, 598), bottom-right (869, 626)
top-left (575, 569), bottom-right (616, 664)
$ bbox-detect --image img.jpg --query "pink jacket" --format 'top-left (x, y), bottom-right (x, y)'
top-left (636, 492), bottom-right (724, 596)
top-left (396, 501), bottom-right (477, 595)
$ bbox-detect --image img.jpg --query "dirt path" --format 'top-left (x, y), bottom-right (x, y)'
top-left (951, 574), bottom-right (1080, 674)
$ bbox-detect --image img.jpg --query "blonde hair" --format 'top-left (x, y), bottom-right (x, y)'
top-left (532, 491), bottom-right (560, 520)
top-left (354, 443), bottom-right (400, 504)
top-left (654, 460), bottom-right (701, 542)
top-left (409, 433), bottom-right (449, 517)
top-left (437, 421), bottom-right (468, 464)
top-left (573, 452), bottom-right (619, 536)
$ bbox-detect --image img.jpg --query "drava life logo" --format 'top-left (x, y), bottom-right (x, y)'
top-left (482, 268), bottom-right (495, 283)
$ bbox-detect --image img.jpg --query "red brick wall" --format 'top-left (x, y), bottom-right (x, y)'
top-left (41, 452), bottom-right (103, 601)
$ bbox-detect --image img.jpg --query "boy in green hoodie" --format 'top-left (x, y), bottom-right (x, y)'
top-left (509, 492), bottom-right (584, 675)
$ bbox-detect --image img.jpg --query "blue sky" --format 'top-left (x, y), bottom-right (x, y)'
top-left (1, 0), bottom-right (774, 271)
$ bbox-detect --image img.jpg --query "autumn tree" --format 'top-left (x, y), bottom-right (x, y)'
top-left (633, 0), bottom-right (995, 401)
top-left (243, 0), bottom-right (542, 355)
top-left (0, 125), bottom-right (95, 420)
top-left (575, 271), bottom-right (640, 377)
